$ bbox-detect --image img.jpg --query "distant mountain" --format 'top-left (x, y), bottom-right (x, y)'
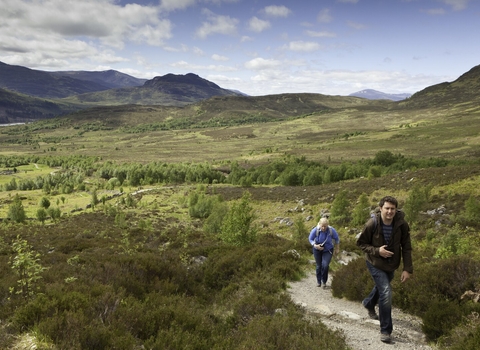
top-left (0, 61), bottom-right (145, 99)
top-left (349, 89), bottom-right (411, 101)
top-left (50, 70), bottom-right (146, 90)
top-left (62, 73), bottom-right (243, 107)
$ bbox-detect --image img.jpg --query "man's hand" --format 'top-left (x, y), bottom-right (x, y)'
top-left (379, 245), bottom-right (393, 258)
top-left (400, 271), bottom-right (411, 283)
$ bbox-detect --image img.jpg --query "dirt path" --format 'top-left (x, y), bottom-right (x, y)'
top-left (287, 268), bottom-right (436, 350)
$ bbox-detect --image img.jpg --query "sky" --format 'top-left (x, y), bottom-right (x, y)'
top-left (1, 0), bottom-right (479, 97)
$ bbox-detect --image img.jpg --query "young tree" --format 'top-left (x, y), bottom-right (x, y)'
top-left (352, 193), bottom-right (371, 227)
top-left (8, 194), bottom-right (26, 223)
top-left (91, 189), bottom-right (99, 210)
top-left (10, 236), bottom-right (46, 300)
top-left (40, 196), bottom-right (51, 209)
top-left (203, 201), bottom-right (229, 235)
top-left (403, 184), bottom-right (431, 224)
top-left (219, 191), bottom-right (257, 246)
top-left (36, 208), bottom-right (48, 225)
top-left (330, 190), bottom-right (350, 225)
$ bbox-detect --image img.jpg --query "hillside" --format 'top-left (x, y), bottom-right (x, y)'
top-left (50, 69), bottom-right (146, 89)
top-left (0, 61), bottom-right (145, 99)
top-left (1, 63), bottom-right (479, 126)
top-left (398, 64), bottom-right (480, 109)
top-left (61, 73), bottom-right (243, 107)
top-left (0, 88), bottom-right (82, 124)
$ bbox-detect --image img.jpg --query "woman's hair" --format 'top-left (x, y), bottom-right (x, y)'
top-left (318, 217), bottom-right (329, 226)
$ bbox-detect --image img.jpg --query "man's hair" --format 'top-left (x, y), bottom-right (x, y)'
top-left (379, 196), bottom-right (398, 208)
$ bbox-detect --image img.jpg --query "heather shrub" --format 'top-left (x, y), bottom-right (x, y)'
top-left (231, 313), bottom-right (347, 350)
top-left (11, 294), bottom-right (56, 330)
top-left (422, 299), bottom-right (466, 341)
top-left (396, 256), bottom-right (480, 315)
top-left (438, 310), bottom-right (480, 350)
top-left (331, 257), bottom-right (373, 301)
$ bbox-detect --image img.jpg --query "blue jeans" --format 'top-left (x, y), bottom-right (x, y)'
top-left (363, 261), bottom-right (395, 335)
top-left (312, 248), bottom-right (333, 285)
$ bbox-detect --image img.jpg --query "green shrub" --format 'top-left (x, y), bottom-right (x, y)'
top-left (203, 200), bottom-right (228, 234)
top-left (331, 257), bottom-right (372, 301)
top-left (219, 191), bottom-right (257, 246)
top-left (456, 195), bottom-right (480, 227)
top-left (12, 294), bottom-right (55, 330)
top-left (329, 190), bottom-right (350, 225)
top-left (351, 193), bottom-right (371, 227)
top-left (8, 194), bottom-right (26, 223)
top-left (189, 192), bottom-right (222, 219)
top-left (438, 309), bottom-right (480, 350)
top-left (422, 299), bottom-right (466, 341)
top-left (231, 312), bottom-right (347, 350)
top-left (39, 196), bottom-right (51, 209)
top-left (403, 183), bottom-right (431, 224)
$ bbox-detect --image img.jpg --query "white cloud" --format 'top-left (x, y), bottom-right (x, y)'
top-left (317, 9), bottom-right (333, 23)
top-left (195, 9), bottom-right (239, 38)
top-left (244, 57), bottom-right (282, 70)
top-left (163, 44), bottom-right (189, 52)
top-left (306, 30), bottom-right (336, 38)
top-left (263, 5), bottom-right (291, 18)
top-left (193, 47), bottom-right (205, 55)
top-left (441, 0), bottom-right (470, 11)
top-left (212, 54), bottom-right (229, 61)
top-left (423, 7), bottom-right (446, 15)
top-left (285, 41), bottom-right (321, 52)
top-left (248, 17), bottom-right (271, 32)
top-left (347, 21), bottom-right (366, 30)
top-left (170, 60), bottom-right (237, 72)
top-left (160, 0), bottom-right (196, 11)
top-left (0, 0), bottom-right (172, 51)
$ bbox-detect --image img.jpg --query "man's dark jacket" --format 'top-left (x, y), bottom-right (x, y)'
top-left (356, 210), bottom-right (413, 274)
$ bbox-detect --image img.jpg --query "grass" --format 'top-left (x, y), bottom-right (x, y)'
top-left (1, 98), bottom-right (480, 166)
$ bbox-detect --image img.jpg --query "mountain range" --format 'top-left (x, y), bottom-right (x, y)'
top-left (0, 61), bottom-right (479, 125)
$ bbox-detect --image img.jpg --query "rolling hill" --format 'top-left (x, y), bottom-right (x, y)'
top-left (0, 62), bottom-right (479, 127)
top-left (0, 61), bottom-right (143, 99)
top-left (61, 73), bottom-right (243, 107)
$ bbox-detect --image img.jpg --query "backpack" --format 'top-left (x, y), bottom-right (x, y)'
top-left (370, 213), bottom-right (378, 231)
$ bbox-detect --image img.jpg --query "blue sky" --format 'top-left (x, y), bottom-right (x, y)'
top-left (0, 0), bottom-right (479, 96)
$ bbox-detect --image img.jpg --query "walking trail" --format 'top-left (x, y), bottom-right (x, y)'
top-left (287, 265), bottom-right (436, 350)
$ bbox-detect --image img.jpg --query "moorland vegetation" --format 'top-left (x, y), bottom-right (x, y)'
top-left (0, 64), bottom-right (480, 349)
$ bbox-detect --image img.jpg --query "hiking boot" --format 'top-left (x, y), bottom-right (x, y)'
top-left (317, 283), bottom-right (321, 287)
top-left (380, 333), bottom-right (392, 343)
top-left (367, 308), bottom-right (379, 320)
top-left (322, 285), bottom-right (327, 290)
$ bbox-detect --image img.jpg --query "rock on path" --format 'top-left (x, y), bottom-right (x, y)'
top-left (287, 269), bottom-right (435, 350)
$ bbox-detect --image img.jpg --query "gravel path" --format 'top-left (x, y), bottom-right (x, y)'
top-left (287, 268), bottom-right (436, 350)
